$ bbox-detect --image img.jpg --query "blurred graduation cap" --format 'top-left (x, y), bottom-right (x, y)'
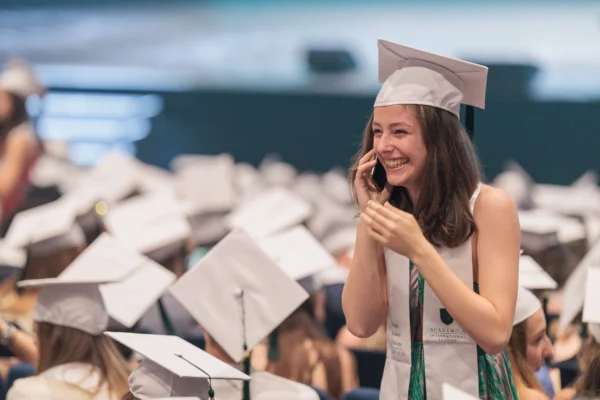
top-left (258, 155), bottom-right (298, 188)
top-left (557, 239), bottom-right (600, 332)
top-left (582, 266), bottom-right (600, 343)
top-left (532, 184), bottom-right (600, 217)
top-left (292, 173), bottom-right (323, 204)
top-left (103, 190), bottom-right (192, 262)
top-left (321, 169), bottom-right (353, 206)
top-left (376, 39), bottom-right (488, 138)
top-left (106, 332), bottom-right (250, 399)
top-left (519, 255), bottom-right (557, 290)
top-left (0, 58), bottom-right (45, 99)
top-left (169, 228), bottom-right (309, 363)
top-left (226, 187), bottom-right (312, 238)
top-left (514, 286), bottom-right (542, 325)
top-left (235, 163), bottom-right (268, 201)
top-left (0, 240), bottom-right (26, 269)
top-left (256, 225), bottom-right (337, 293)
top-left (306, 197), bottom-right (356, 242)
top-left (518, 210), bottom-right (585, 253)
top-left (442, 382), bottom-right (478, 400)
top-left (4, 198), bottom-right (85, 257)
top-left (16, 234), bottom-right (144, 334)
top-left (493, 161), bottom-right (534, 209)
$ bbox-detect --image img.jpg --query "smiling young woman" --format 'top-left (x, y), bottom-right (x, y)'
top-left (342, 40), bottom-right (520, 400)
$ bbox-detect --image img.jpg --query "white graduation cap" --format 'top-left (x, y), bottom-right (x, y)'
top-left (226, 187), bottom-right (313, 239)
top-left (100, 259), bottom-right (177, 329)
top-left (321, 169), bottom-right (353, 205)
top-left (137, 163), bottom-right (176, 194)
top-left (169, 228), bottom-right (309, 362)
top-left (321, 224), bottom-right (357, 255)
top-left (493, 162), bottom-right (534, 209)
top-left (235, 163), bottom-right (268, 201)
top-left (532, 184), bottom-right (600, 217)
top-left (4, 198), bottom-right (85, 256)
top-left (0, 58), bottom-right (45, 98)
top-left (518, 210), bottom-right (585, 247)
top-left (29, 154), bottom-right (85, 192)
top-left (258, 156), bottom-right (298, 188)
top-left (257, 225), bottom-right (337, 290)
top-left (442, 382), bottom-right (478, 400)
top-left (375, 39), bottom-right (488, 117)
top-left (249, 371), bottom-right (319, 400)
top-left (584, 214), bottom-right (600, 248)
top-left (558, 240), bottom-right (600, 331)
top-left (292, 173), bottom-right (323, 204)
top-left (17, 234), bottom-right (145, 334)
top-left (0, 240), bottom-right (27, 269)
top-left (514, 286), bottom-right (542, 325)
top-left (582, 266), bottom-right (600, 343)
top-left (103, 191), bottom-right (192, 258)
top-left (174, 154), bottom-right (236, 216)
top-left (105, 332), bottom-right (250, 399)
top-left (306, 197), bottom-right (356, 241)
top-left (518, 255), bottom-right (557, 290)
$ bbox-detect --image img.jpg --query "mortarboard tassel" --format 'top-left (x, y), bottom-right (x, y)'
top-left (175, 354), bottom-right (215, 400)
top-left (239, 289), bottom-right (251, 400)
top-left (158, 298), bottom-right (178, 336)
top-left (465, 105), bottom-right (475, 140)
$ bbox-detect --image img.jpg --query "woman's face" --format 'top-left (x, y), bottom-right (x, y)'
top-left (372, 105), bottom-right (427, 193)
top-left (525, 309), bottom-right (553, 372)
top-left (0, 89), bottom-right (13, 121)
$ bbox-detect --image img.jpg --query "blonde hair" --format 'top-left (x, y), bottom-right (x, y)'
top-left (37, 322), bottom-right (130, 398)
top-left (506, 320), bottom-right (545, 397)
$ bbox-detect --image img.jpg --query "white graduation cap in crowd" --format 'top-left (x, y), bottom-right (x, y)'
top-left (226, 187), bottom-right (312, 239)
top-left (235, 163), bottom-right (268, 201)
top-left (4, 198), bottom-right (86, 257)
top-left (532, 183), bottom-right (600, 217)
top-left (321, 169), bottom-right (353, 205)
top-left (17, 234), bottom-right (144, 334)
top-left (442, 382), bottom-right (478, 400)
top-left (518, 210), bottom-right (585, 251)
top-left (306, 196), bottom-right (356, 242)
top-left (518, 255), bottom-right (557, 290)
top-left (103, 190), bottom-right (192, 261)
top-left (136, 163), bottom-right (176, 194)
top-left (169, 228), bottom-right (309, 362)
top-left (375, 39), bottom-right (488, 117)
top-left (29, 154), bottom-right (85, 193)
top-left (173, 153), bottom-right (236, 216)
top-left (584, 214), bottom-right (600, 249)
top-left (492, 161), bottom-right (534, 209)
top-left (258, 156), bottom-right (298, 188)
top-left (0, 58), bottom-right (45, 98)
top-left (582, 266), bottom-right (600, 343)
top-left (292, 173), bottom-right (323, 204)
top-left (514, 286), bottom-right (542, 325)
top-left (558, 240), bottom-right (600, 332)
top-left (572, 170), bottom-right (598, 190)
top-left (106, 332), bottom-right (250, 399)
top-left (0, 240), bottom-right (27, 269)
top-left (257, 225), bottom-right (337, 292)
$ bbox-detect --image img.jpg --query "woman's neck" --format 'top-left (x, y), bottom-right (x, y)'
top-left (404, 184), bottom-right (420, 207)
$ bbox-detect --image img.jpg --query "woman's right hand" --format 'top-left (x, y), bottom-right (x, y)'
top-left (354, 149), bottom-right (393, 212)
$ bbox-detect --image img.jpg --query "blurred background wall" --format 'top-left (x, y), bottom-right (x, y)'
top-left (1, 0), bottom-right (599, 183)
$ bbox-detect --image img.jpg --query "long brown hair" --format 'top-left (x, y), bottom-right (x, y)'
top-left (37, 322), bottom-right (130, 398)
top-left (574, 336), bottom-right (600, 392)
top-left (266, 307), bottom-right (343, 399)
top-left (575, 347), bottom-right (600, 398)
top-left (507, 320), bottom-right (545, 396)
top-left (349, 105), bottom-right (483, 248)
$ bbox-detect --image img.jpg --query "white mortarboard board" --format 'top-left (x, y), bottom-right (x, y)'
top-left (375, 39), bottom-right (488, 117)
top-left (4, 198), bottom-right (85, 255)
top-left (0, 58), bottom-right (45, 98)
top-left (518, 255), bottom-right (557, 290)
top-left (493, 168), bottom-right (532, 209)
top-left (514, 286), bottom-right (542, 325)
top-left (226, 187), bottom-right (312, 239)
top-left (103, 191), bottom-right (192, 257)
top-left (169, 228), bottom-right (309, 362)
top-left (293, 173), bottom-right (323, 204)
top-left (571, 170), bottom-right (597, 190)
top-left (101, 259), bottom-right (177, 328)
top-left (258, 156), bottom-right (298, 188)
top-left (29, 154), bottom-right (85, 192)
top-left (321, 224), bottom-right (357, 255)
top-left (17, 234), bottom-right (144, 334)
top-left (257, 225), bottom-right (336, 282)
top-left (321, 169), bottom-right (353, 205)
top-left (558, 240), bottom-right (600, 331)
top-left (518, 210), bottom-right (585, 246)
top-left (174, 154), bottom-right (236, 216)
top-left (532, 184), bottom-right (600, 217)
top-left (106, 332), bottom-right (250, 399)
top-left (584, 214), bottom-right (600, 248)
top-left (250, 371), bottom-right (319, 400)
top-left (442, 382), bottom-right (478, 400)
top-left (235, 163), bottom-right (268, 201)
top-left (187, 213), bottom-right (230, 246)
top-left (0, 241), bottom-right (26, 269)
top-left (307, 197), bottom-right (356, 241)
top-left (137, 163), bottom-right (176, 194)
top-left (582, 266), bottom-right (600, 343)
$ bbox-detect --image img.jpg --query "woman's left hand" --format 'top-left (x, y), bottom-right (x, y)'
top-left (361, 201), bottom-right (428, 259)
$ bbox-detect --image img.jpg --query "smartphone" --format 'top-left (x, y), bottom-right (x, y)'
top-left (371, 157), bottom-right (387, 192)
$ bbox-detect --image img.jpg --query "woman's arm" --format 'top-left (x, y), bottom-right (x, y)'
top-left (341, 219), bottom-right (388, 338)
top-left (412, 187), bottom-right (520, 355)
top-left (0, 127), bottom-right (37, 198)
